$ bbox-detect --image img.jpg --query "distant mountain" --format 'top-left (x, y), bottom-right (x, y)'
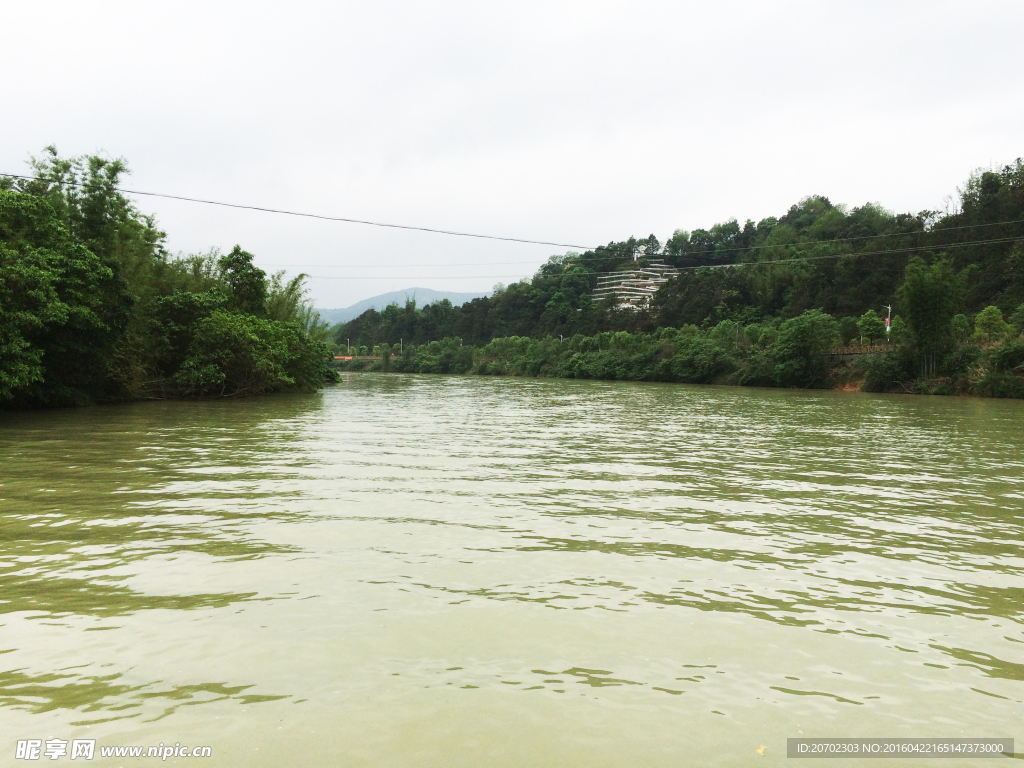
top-left (316, 287), bottom-right (489, 326)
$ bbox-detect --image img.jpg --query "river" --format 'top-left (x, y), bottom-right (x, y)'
top-left (1, 375), bottom-right (1022, 766)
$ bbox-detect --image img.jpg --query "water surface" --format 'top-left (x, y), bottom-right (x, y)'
top-left (1, 375), bottom-right (1022, 765)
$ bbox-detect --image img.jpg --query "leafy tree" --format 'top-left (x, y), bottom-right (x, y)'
top-left (0, 190), bottom-right (125, 406)
top-left (756, 326), bottom-right (777, 348)
top-left (772, 309), bottom-right (840, 387)
top-left (993, 339), bottom-right (1024, 372)
top-left (709, 320), bottom-right (739, 351)
top-left (743, 323), bottom-right (762, 347)
top-left (266, 270), bottom-right (310, 322)
top-left (889, 316), bottom-right (910, 345)
top-left (10, 147), bottom-right (167, 279)
top-left (973, 305), bottom-right (1013, 343)
top-left (856, 309), bottom-right (886, 345)
top-left (152, 289), bottom-right (228, 376)
top-left (838, 316), bottom-right (859, 345)
top-left (4, 150), bottom-right (171, 395)
top-left (898, 257), bottom-right (962, 376)
top-left (951, 314), bottom-right (971, 342)
top-left (219, 246), bottom-right (268, 316)
top-left (949, 161), bottom-right (1024, 310)
top-left (1010, 303), bottom-right (1024, 334)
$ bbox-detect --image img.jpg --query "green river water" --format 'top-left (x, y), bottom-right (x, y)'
top-left (1, 374), bottom-right (1022, 766)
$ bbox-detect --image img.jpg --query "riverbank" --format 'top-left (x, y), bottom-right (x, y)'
top-left (333, 327), bottom-right (1024, 399)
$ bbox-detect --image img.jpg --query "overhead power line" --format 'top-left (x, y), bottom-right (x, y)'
top-left (673, 235), bottom-right (1022, 271)
top-left (0, 172), bottom-right (591, 251)
top-left (298, 235), bottom-right (1023, 279)
top-left (3, 171), bottom-right (1024, 266)
top-left (304, 274), bottom-right (543, 280)
top-left (260, 259), bottom-right (550, 268)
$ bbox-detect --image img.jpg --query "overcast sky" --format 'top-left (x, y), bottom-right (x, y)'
top-left (4, 1), bottom-right (1023, 308)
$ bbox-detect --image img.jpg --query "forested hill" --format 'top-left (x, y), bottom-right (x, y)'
top-left (337, 161), bottom-right (1024, 350)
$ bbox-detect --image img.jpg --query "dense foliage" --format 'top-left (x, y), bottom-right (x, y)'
top-left (341, 300), bottom-right (1023, 398)
top-left (4, 149), bottom-right (1021, 403)
top-left (0, 149), bottom-right (335, 407)
top-left (337, 160), bottom-right (1024, 396)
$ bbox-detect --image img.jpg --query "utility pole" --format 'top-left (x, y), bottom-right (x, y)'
top-left (400, 339), bottom-right (403, 352)
top-left (347, 338), bottom-right (350, 354)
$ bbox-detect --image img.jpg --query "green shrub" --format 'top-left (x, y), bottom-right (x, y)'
top-left (174, 311), bottom-right (331, 397)
top-left (992, 339), bottom-right (1024, 372)
top-left (941, 344), bottom-right (983, 376)
top-left (670, 335), bottom-right (734, 383)
top-left (773, 310), bottom-right (840, 387)
top-left (973, 370), bottom-right (1024, 398)
top-left (862, 349), bottom-right (915, 392)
